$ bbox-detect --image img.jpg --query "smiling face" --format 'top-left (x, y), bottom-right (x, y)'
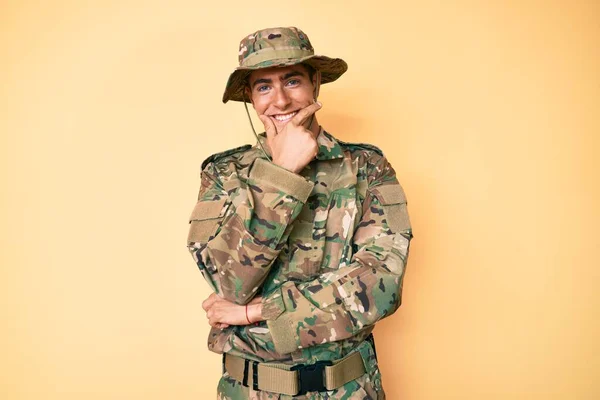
top-left (245, 64), bottom-right (319, 133)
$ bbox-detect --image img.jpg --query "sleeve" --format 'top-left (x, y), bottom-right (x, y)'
top-left (187, 157), bottom-right (315, 305)
top-left (260, 154), bottom-right (413, 354)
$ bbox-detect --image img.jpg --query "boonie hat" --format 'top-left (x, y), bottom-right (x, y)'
top-left (222, 26), bottom-right (348, 103)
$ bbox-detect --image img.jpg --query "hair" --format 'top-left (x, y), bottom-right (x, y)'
top-left (303, 63), bottom-right (317, 81)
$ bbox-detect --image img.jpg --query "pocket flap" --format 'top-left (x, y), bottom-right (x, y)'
top-left (371, 184), bottom-right (407, 205)
top-left (189, 198), bottom-right (228, 222)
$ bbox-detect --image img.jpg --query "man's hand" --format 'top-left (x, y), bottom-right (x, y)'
top-left (258, 102), bottom-right (322, 174)
top-left (202, 293), bottom-right (263, 329)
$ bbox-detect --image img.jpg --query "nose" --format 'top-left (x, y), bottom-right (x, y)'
top-left (273, 86), bottom-right (291, 110)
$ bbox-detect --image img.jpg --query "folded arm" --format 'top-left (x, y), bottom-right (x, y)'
top-left (187, 158), bottom-right (314, 305)
top-left (260, 155), bottom-right (413, 354)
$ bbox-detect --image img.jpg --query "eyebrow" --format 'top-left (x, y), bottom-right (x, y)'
top-left (251, 70), bottom-right (305, 89)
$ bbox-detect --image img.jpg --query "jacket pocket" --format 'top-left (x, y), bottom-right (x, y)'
top-left (187, 197), bottom-right (229, 244)
top-left (370, 184), bottom-right (411, 234)
top-left (286, 220), bottom-right (324, 280)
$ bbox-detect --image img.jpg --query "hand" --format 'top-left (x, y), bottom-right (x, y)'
top-left (201, 293), bottom-right (263, 329)
top-left (258, 102), bottom-right (322, 174)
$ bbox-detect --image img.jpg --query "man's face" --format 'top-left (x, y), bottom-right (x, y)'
top-left (246, 64), bottom-right (317, 132)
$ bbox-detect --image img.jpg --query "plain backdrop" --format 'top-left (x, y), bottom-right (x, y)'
top-left (1, 1), bottom-right (599, 399)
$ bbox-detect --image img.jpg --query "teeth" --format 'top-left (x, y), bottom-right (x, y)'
top-left (273, 111), bottom-right (297, 122)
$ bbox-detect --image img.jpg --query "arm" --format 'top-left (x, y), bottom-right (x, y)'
top-left (187, 157), bottom-right (314, 305)
top-left (260, 154), bottom-right (413, 354)
top-left (188, 103), bottom-right (321, 308)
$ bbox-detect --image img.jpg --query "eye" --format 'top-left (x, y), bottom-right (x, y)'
top-left (286, 79), bottom-right (300, 87)
top-left (256, 85), bottom-right (270, 93)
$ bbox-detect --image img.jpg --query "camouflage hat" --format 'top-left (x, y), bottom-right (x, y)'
top-left (222, 26), bottom-right (348, 103)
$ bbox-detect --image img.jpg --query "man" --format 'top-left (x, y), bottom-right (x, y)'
top-left (187, 26), bottom-right (412, 399)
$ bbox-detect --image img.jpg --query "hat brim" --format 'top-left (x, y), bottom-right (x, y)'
top-left (222, 55), bottom-right (348, 103)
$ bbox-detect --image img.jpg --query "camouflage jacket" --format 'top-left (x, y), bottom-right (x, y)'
top-left (187, 129), bottom-right (412, 365)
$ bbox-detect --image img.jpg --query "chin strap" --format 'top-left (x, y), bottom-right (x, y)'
top-left (314, 70), bottom-right (321, 99)
top-left (305, 70), bottom-right (321, 133)
top-left (243, 91), bottom-right (271, 161)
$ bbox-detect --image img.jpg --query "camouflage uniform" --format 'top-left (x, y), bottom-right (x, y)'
top-left (187, 129), bottom-right (413, 399)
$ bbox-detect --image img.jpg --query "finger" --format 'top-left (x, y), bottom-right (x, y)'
top-left (202, 293), bottom-right (218, 311)
top-left (209, 318), bottom-right (229, 329)
top-left (213, 322), bottom-right (229, 330)
top-left (291, 101), bottom-right (322, 127)
top-left (258, 114), bottom-right (277, 140)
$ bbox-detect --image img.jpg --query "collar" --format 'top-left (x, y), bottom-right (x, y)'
top-left (254, 126), bottom-right (345, 161)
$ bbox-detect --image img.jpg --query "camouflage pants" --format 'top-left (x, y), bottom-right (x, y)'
top-left (216, 339), bottom-right (385, 400)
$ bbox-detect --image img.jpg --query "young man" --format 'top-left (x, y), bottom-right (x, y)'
top-left (187, 26), bottom-right (413, 399)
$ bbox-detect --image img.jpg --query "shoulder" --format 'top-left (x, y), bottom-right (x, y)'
top-left (336, 138), bottom-right (387, 171)
top-left (335, 137), bottom-right (397, 186)
top-left (336, 138), bottom-right (384, 157)
top-left (200, 144), bottom-right (254, 171)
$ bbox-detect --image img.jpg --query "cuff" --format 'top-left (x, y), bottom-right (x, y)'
top-left (250, 158), bottom-right (314, 203)
top-left (262, 283), bottom-right (299, 354)
top-left (262, 281), bottom-right (344, 355)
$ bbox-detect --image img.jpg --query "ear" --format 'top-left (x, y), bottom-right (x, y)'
top-left (244, 86), bottom-right (255, 106)
top-left (313, 70), bottom-right (322, 101)
top-left (312, 71), bottom-right (320, 87)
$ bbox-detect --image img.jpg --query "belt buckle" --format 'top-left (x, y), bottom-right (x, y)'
top-left (290, 360), bottom-right (333, 395)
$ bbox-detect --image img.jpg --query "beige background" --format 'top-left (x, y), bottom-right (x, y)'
top-left (1, 0), bottom-right (599, 399)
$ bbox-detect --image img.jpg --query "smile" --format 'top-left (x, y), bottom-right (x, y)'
top-left (271, 111), bottom-right (298, 122)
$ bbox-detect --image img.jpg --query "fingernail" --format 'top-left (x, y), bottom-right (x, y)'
top-left (316, 101), bottom-right (322, 107)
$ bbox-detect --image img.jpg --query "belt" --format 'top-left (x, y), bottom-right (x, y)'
top-left (223, 346), bottom-right (367, 396)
